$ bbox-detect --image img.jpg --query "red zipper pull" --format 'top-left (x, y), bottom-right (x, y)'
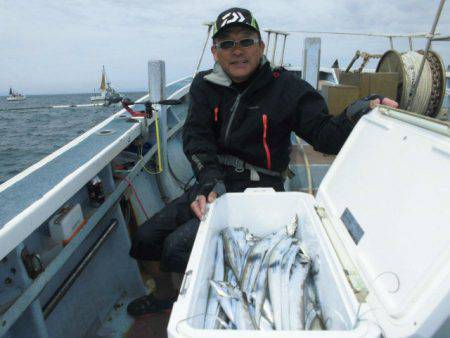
top-left (214, 107), bottom-right (219, 122)
top-left (262, 114), bottom-right (271, 170)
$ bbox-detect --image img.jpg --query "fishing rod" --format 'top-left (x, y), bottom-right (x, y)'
top-left (120, 98), bottom-right (182, 118)
top-left (0, 103), bottom-right (106, 112)
top-left (0, 98), bottom-right (182, 113)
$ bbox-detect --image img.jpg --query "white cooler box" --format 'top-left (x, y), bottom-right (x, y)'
top-left (168, 106), bottom-right (450, 338)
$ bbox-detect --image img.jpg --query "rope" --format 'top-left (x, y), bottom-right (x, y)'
top-left (153, 108), bottom-right (163, 172)
top-left (286, 30), bottom-right (429, 38)
top-left (295, 136), bottom-right (313, 195)
top-left (194, 24), bottom-right (213, 77)
top-left (134, 106), bottom-right (163, 175)
top-left (401, 51), bottom-right (432, 115)
top-left (123, 177), bottom-right (150, 220)
top-left (138, 144), bottom-right (161, 175)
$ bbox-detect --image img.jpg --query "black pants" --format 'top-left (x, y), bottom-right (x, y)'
top-left (129, 186), bottom-right (199, 273)
top-left (129, 172), bottom-right (284, 273)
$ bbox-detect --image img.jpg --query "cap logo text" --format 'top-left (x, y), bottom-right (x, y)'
top-left (221, 11), bottom-right (245, 27)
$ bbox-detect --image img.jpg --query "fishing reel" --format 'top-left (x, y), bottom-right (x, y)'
top-left (121, 98), bottom-right (182, 118)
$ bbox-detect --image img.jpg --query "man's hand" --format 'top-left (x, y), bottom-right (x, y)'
top-left (346, 95), bottom-right (399, 124)
top-left (370, 97), bottom-right (399, 109)
top-left (190, 192), bottom-right (218, 220)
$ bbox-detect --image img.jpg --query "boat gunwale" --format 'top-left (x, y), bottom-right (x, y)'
top-left (0, 76), bottom-right (192, 193)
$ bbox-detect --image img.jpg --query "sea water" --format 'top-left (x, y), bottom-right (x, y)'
top-left (0, 92), bottom-right (146, 184)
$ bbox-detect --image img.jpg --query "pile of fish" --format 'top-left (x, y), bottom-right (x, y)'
top-left (204, 215), bottom-right (325, 330)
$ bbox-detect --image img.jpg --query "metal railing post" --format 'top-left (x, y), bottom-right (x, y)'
top-left (148, 61), bottom-right (171, 200)
top-left (271, 33), bottom-right (278, 64)
top-left (302, 37), bottom-right (321, 90)
top-left (265, 30), bottom-right (271, 54)
top-left (280, 35), bottom-right (288, 66)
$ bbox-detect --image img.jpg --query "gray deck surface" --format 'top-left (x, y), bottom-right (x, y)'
top-left (0, 78), bottom-right (192, 229)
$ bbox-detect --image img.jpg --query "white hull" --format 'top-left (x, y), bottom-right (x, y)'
top-left (6, 95), bottom-right (26, 101)
top-left (90, 94), bottom-right (106, 102)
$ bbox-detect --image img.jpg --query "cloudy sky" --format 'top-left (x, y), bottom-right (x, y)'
top-left (1, 0), bottom-right (449, 95)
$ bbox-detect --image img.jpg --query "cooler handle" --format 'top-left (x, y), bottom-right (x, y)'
top-left (179, 269), bottom-right (193, 296)
top-left (243, 187), bottom-right (275, 193)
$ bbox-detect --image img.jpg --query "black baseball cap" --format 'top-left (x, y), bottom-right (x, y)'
top-left (212, 8), bottom-right (260, 38)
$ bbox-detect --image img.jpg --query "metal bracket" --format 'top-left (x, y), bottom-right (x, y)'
top-left (314, 206), bottom-right (368, 302)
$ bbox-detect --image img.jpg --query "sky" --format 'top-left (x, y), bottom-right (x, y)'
top-left (1, 0), bottom-right (449, 95)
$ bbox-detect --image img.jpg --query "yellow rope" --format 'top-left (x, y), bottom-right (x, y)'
top-left (137, 109), bottom-right (163, 175)
top-left (138, 146), bottom-right (161, 175)
top-left (153, 108), bottom-right (163, 172)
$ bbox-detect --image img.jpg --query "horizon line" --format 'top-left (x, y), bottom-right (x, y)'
top-left (0, 89), bottom-right (149, 96)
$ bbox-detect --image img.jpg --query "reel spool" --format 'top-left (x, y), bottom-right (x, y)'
top-left (376, 50), bottom-right (446, 117)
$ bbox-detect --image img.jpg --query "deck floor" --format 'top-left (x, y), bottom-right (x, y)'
top-left (125, 312), bottom-right (170, 338)
top-left (290, 143), bottom-right (336, 165)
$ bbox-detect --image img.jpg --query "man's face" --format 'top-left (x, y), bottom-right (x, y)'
top-left (211, 26), bottom-right (265, 83)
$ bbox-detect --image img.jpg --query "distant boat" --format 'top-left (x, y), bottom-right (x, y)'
top-left (90, 66), bottom-right (122, 105)
top-left (6, 87), bottom-right (26, 101)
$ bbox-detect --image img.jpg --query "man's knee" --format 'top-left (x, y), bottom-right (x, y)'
top-left (129, 220), bottom-right (165, 261)
top-left (160, 218), bottom-right (199, 273)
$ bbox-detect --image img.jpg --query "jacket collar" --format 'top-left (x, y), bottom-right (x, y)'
top-left (204, 55), bottom-right (272, 89)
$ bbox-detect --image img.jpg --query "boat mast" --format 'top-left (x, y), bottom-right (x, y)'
top-left (100, 66), bottom-right (106, 92)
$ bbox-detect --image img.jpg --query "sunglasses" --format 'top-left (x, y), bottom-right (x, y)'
top-left (214, 38), bottom-right (260, 50)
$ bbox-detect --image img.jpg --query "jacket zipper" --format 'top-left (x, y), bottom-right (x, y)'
top-left (224, 84), bottom-right (253, 147)
top-left (214, 107), bottom-right (219, 122)
top-left (262, 114), bottom-right (271, 170)
top-left (224, 91), bottom-right (241, 146)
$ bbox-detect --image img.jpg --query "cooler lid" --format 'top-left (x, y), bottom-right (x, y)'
top-left (316, 107), bottom-right (450, 333)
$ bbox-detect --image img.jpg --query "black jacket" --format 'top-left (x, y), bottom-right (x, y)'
top-left (183, 58), bottom-right (366, 195)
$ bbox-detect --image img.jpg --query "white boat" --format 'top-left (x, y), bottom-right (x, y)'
top-left (6, 87), bottom-right (26, 101)
top-left (90, 66), bottom-right (121, 104)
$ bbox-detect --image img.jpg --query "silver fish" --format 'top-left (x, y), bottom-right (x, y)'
top-left (251, 221), bottom-right (298, 327)
top-left (241, 237), bottom-right (271, 294)
top-left (225, 267), bottom-right (238, 325)
top-left (229, 227), bottom-right (249, 254)
top-left (303, 261), bottom-right (325, 330)
top-left (288, 255), bottom-right (310, 330)
top-left (225, 266), bottom-right (238, 286)
top-left (204, 236), bottom-right (225, 329)
top-left (259, 312), bottom-right (274, 331)
top-left (249, 264), bottom-right (268, 327)
top-left (250, 244), bottom-right (276, 326)
top-left (213, 308), bottom-right (230, 329)
top-left (280, 243), bottom-right (301, 329)
top-left (221, 228), bottom-right (243, 280)
top-left (226, 285), bottom-right (256, 330)
top-left (268, 237), bottom-right (294, 330)
top-left (209, 280), bottom-right (236, 325)
top-left (305, 305), bottom-right (326, 330)
top-left (261, 298), bottom-right (274, 326)
top-left (209, 216), bottom-right (313, 331)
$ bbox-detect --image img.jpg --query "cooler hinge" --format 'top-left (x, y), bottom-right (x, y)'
top-left (315, 206), bottom-right (369, 302)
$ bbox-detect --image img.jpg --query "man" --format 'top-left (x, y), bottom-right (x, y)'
top-left (127, 7), bottom-right (398, 317)
top-left (184, 7), bottom-right (398, 218)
